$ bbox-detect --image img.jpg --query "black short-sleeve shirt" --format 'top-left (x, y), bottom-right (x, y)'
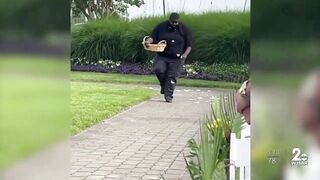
top-left (150, 21), bottom-right (193, 59)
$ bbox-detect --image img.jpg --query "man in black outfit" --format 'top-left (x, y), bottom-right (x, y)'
top-left (145, 13), bottom-right (193, 103)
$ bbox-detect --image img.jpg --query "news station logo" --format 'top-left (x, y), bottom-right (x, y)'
top-left (291, 147), bottom-right (308, 166)
top-left (267, 148), bottom-right (308, 166)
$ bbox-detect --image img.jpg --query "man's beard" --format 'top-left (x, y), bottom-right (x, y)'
top-left (169, 24), bottom-right (178, 31)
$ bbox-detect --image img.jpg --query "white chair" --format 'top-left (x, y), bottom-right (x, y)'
top-left (229, 124), bottom-right (251, 180)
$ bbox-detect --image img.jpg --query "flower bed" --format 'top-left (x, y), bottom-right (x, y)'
top-left (71, 59), bottom-right (248, 83)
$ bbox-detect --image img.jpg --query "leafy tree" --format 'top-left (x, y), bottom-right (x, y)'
top-left (72, 0), bottom-right (144, 20)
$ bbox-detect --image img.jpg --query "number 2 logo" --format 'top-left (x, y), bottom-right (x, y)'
top-left (292, 148), bottom-right (301, 161)
top-left (292, 147), bottom-right (308, 161)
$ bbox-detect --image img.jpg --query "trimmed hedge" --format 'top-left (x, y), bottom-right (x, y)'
top-left (71, 12), bottom-right (249, 65)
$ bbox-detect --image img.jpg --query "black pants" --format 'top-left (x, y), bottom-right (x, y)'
top-left (154, 55), bottom-right (182, 98)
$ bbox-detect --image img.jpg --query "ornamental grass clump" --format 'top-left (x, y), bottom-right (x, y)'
top-left (71, 12), bottom-right (249, 65)
top-left (185, 92), bottom-right (245, 180)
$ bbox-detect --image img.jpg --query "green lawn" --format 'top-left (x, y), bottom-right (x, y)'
top-left (0, 56), bottom-right (239, 169)
top-left (71, 82), bottom-right (157, 134)
top-left (0, 55), bottom-right (69, 169)
top-left (71, 71), bottom-right (241, 89)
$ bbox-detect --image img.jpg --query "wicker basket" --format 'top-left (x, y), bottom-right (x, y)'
top-left (142, 36), bottom-right (166, 52)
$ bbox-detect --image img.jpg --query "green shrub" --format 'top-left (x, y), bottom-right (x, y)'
top-left (71, 12), bottom-right (249, 65)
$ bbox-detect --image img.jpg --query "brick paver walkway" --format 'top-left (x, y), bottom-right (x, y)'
top-left (71, 86), bottom-right (221, 180)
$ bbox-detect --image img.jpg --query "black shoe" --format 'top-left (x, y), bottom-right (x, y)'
top-left (165, 96), bottom-right (172, 103)
top-left (160, 86), bottom-right (164, 94)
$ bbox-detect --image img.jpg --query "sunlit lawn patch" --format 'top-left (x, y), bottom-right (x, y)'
top-left (71, 82), bottom-right (157, 134)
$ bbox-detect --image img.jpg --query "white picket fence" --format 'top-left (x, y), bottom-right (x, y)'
top-left (229, 123), bottom-right (251, 180)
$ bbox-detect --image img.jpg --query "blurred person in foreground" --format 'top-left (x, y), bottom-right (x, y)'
top-left (297, 71), bottom-right (320, 145)
top-left (144, 13), bottom-right (193, 103)
top-left (236, 80), bottom-right (251, 124)
top-left (285, 70), bottom-right (320, 180)
top-left (234, 80), bottom-right (251, 180)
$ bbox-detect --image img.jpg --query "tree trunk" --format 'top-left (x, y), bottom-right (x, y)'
top-left (77, 2), bottom-right (93, 20)
top-left (80, 8), bottom-right (92, 20)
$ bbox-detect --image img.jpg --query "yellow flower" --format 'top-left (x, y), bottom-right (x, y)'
top-left (207, 119), bottom-right (222, 129)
